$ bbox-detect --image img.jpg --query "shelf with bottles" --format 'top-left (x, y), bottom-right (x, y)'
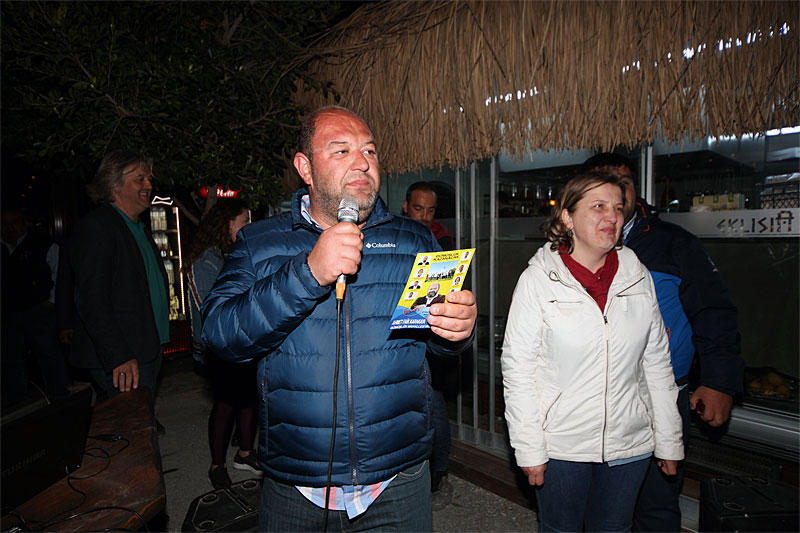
top-left (652, 170), bottom-right (769, 213)
top-left (495, 179), bottom-right (559, 217)
top-left (150, 205), bottom-right (186, 321)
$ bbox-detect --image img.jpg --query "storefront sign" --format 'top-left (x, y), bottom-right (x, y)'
top-left (662, 209), bottom-right (799, 238)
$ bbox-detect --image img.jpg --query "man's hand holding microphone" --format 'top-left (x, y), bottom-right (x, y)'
top-left (307, 198), bottom-right (363, 296)
top-left (307, 198), bottom-right (476, 342)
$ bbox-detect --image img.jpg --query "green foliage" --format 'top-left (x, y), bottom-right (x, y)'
top-left (1, 1), bottom-right (342, 209)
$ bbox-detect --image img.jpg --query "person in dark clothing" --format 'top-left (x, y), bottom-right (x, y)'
top-left (403, 181), bottom-right (455, 251)
top-left (582, 153), bottom-right (744, 532)
top-left (411, 282), bottom-right (447, 310)
top-left (1, 207), bottom-right (69, 407)
top-left (69, 150), bottom-right (170, 409)
top-left (202, 106), bottom-right (477, 531)
top-left (403, 181), bottom-right (458, 509)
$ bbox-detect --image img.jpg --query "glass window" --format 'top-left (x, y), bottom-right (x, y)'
top-left (652, 130), bottom-right (799, 414)
top-left (653, 130), bottom-right (799, 213)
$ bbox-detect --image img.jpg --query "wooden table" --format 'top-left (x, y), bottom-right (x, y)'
top-left (4, 387), bottom-right (165, 531)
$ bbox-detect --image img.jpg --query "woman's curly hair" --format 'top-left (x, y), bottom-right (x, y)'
top-left (544, 170), bottom-right (626, 254)
top-left (186, 199), bottom-right (249, 268)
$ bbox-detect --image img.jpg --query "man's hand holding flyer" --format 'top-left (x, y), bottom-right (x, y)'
top-left (388, 249), bottom-right (475, 330)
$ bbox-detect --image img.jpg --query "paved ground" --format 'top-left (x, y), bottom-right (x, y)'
top-left (155, 353), bottom-right (538, 531)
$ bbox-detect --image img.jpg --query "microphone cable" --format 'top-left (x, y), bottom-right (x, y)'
top-left (322, 294), bottom-right (344, 531)
top-left (323, 197), bottom-right (357, 531)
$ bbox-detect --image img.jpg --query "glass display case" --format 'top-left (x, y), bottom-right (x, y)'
top-left (149, 204), bottom-right (185, 322)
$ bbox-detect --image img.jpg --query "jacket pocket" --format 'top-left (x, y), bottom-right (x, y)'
top-left (545, 299), bottom-right (583, 318)
top-left (635, 381), bottom-right (654, 429)
top-left (395, 459), bottom-right (428, 482)
top-left (539, 382), bottom-right (563, 431)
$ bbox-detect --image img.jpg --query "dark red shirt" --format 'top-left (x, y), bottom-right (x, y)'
top-left (559, 247), bottom-right (619, 311)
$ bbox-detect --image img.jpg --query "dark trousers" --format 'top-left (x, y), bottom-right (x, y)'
top-left (208, 357), bottom-right (259, 465)
top-left (428, 354), bottom-right (455, 476)
top-left (632, 385), bottom-right (691, 532)
top-left (430, 388), bottom-right (451, 474)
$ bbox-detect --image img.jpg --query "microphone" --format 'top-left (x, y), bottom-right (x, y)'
top-left (335, 197), bottom-right (359, 300)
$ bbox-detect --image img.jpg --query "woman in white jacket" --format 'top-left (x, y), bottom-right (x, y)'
top-left (502, 170), bottom-right (683, 532)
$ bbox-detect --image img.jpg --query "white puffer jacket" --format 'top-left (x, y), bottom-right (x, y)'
top-left (502, 245), bottom-right (684, 467)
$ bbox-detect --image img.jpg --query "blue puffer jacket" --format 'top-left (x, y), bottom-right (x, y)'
top-left (202, 189), bottom-right (470, 487)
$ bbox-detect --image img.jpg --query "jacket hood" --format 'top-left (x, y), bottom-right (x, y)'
top-left (530, 244), bottom-right (647, 299)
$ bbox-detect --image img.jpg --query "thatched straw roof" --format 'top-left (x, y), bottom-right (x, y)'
top-left (292, 0), bottom-right (799, 174)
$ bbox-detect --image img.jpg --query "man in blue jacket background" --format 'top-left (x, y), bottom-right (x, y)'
top-left (582, 153), bottom-right (744, 532)
top-left (202, 106), bottom-right (477, 531)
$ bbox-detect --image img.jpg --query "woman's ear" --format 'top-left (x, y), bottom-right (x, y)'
top-left (560, 208), bottom-right (572, 230)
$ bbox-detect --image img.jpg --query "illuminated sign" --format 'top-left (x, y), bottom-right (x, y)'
top-left (198, 186), bottom-right (241, 199)
top-left (151, 196), bottom-right (174, 206)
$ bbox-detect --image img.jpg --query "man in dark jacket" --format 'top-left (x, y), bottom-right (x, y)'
top-left (69, 151), bottom-right (170, 404)
top-left (411, 282), bottom-right (447, 310)
top-left (403, 180), bottom-right (459, 508)
top-left (403, 181), bottom-right (455, 251)
top-left (203, 106), bottom-right (477, 531)
top-left (1, 207), bottom-right (69, 407)
top-left (582, 153), bottom-right (744, 532)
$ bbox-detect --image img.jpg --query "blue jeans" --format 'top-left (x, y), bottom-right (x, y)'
top-left (632, 386), bottom-right (690, 532)
top-left (536, 458), bottom-right (650, 532)
top-left (258, 460), bottom-right (432, 532)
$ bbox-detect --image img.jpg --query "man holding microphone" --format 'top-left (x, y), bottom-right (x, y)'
top-left (202, 106), bottom-right (476, 531)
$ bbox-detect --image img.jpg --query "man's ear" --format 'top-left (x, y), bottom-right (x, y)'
top-left (402, 200), bottom-right (408, 215)
top-left (293, 153), bottom-right (313, 187)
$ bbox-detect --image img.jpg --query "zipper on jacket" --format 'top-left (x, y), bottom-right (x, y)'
top-left (553, 268), bottom-right (613, 461)
top-left (345, 294), bottom-right (358, 485)
top-left (552, 258), bottom-right (646, 463)
top-left (601, 310), bottom-right (610, 463)
top-left (260, 373), bottom-right (269, 456)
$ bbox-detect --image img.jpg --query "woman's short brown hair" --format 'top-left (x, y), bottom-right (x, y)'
top-left (544, 170), bottom-right (626, 253)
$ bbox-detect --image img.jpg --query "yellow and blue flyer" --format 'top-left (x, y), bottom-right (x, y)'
top-left (388, 248), bottom-right (475, 330)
